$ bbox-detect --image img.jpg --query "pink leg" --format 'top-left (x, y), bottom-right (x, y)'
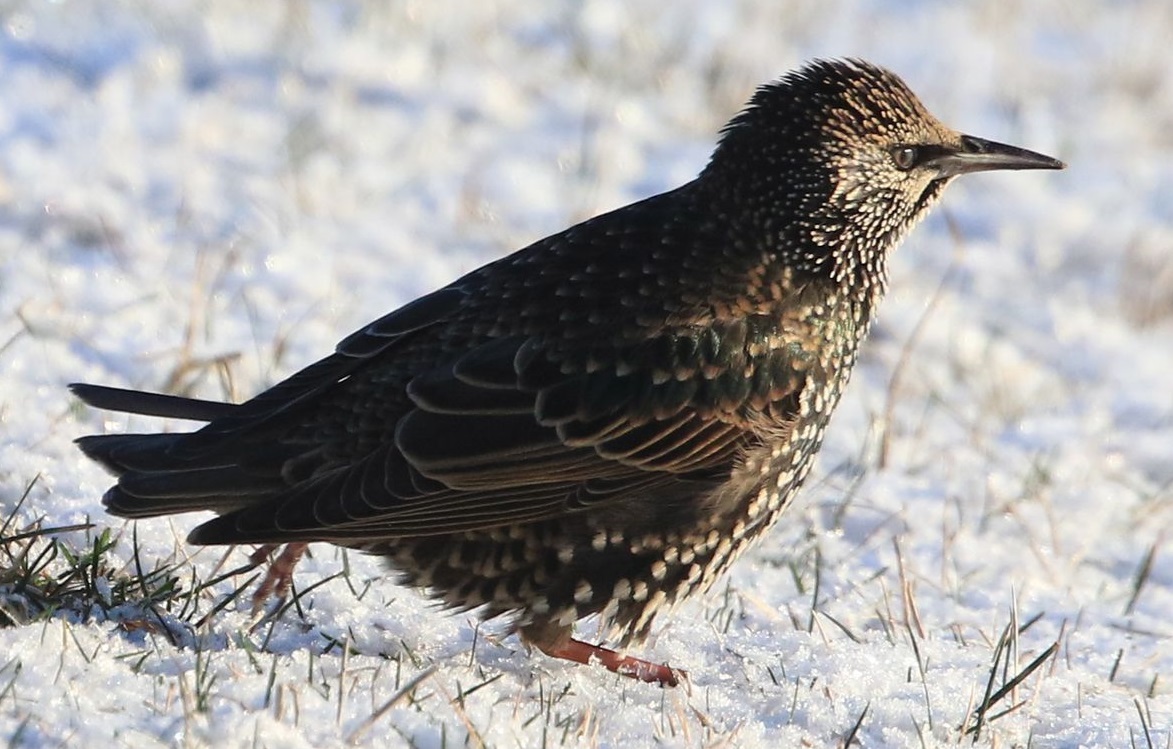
top-left (247, 543), bottom-right (308, 612)
top-left (540, 638), bottom-right (684, 687)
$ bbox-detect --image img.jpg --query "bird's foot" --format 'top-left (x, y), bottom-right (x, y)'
top-left (540, 638), bottom-right (685, 687)
top-left (245, 542), bottom-right (308, 615)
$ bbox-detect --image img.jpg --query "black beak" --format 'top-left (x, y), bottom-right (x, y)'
top-left (928, 135), bottom-right (1065, 178)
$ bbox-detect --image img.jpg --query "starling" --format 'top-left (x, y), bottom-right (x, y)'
top-left (72, 59), bottom-right (1063, 686)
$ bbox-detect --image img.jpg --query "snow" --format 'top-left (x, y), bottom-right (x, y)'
top-left (1, 0), bottom-right (1170, 746)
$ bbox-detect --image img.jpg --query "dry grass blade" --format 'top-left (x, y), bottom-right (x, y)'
top-left (1124, 539), bottom-right (1161, 616)
top-left (1133, 698), bottom-right (1155, 749)
top-left (345, 664), bottom-right (438, 745)
top-left (256, 571), bottom-right (346, 644)
top-left (966, 639), bottom-right (1059, 738)
top-left (0, 523), bottom-right (95, 546)
top-left (840, 702), bottom-right (869, 747)
top-left (0, 474), bottom-right (41, 540)
top-left (968, 621), bottom-right (1011, 741)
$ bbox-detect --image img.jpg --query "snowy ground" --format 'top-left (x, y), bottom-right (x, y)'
top-left (1, 0), bottom-right (1171, 746)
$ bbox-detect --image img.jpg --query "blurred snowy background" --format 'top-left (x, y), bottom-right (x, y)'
top-left (0, 0), bottom-right (1170, 746)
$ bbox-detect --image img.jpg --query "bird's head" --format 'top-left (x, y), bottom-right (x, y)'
top-left (705, 58), bottom-right (1064, 290)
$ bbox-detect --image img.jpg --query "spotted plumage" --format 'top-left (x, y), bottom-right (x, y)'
top-left (72, 59), bottom-right (1063, 685)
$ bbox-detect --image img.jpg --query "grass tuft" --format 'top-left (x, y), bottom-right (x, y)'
top-left (0, 477), bottom-right (188, 635)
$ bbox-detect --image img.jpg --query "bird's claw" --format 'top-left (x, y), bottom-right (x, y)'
top-left (245, 542), bottom-right (308, 620)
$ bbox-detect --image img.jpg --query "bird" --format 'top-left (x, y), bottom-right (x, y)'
top-left (71, 58), bottom-right (1063, 687)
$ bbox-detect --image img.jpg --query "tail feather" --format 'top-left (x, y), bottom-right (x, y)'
top-left (72, 383), bottom-right (287, 521)
top-left (102, 485), bottom-right (258, 519)
top-left (117, 466), bottom-right (282, 500)
top-left (76, 433), bottom-right (189, 473)
top-left (69, 383), bottom-right (237, 422)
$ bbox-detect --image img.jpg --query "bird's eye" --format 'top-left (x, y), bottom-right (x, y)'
top-left (891, 145), bottom-right (919, 171)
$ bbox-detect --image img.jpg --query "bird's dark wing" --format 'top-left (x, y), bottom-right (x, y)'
top-left (188, 322), bottom-right (798, 544)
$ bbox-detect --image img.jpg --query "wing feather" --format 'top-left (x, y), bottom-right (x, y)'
top-left (191, 327), bottom-right (800, 545)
